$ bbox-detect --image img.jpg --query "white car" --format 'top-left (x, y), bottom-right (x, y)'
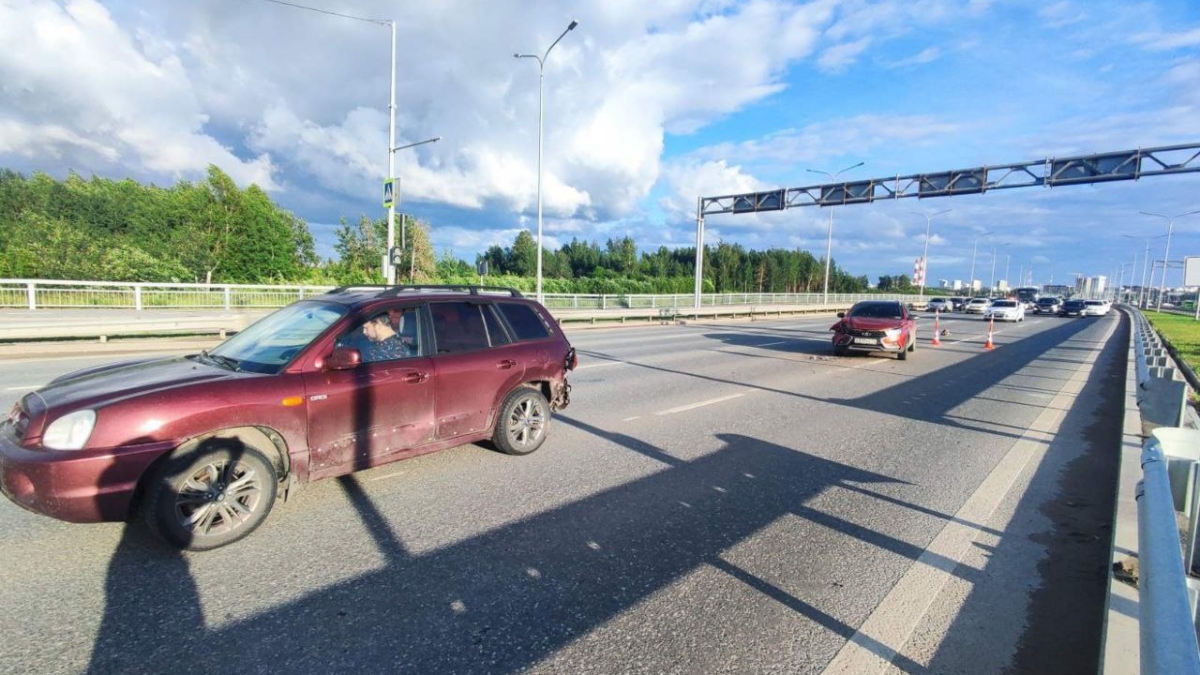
top-left (964, 297), bottom-right (991, 314)
top-left (983, 299), bottom-right (1025, 322)
top-left (1082, 300), bottom-right (1110, 316)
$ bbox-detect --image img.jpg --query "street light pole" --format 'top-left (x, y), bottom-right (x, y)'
top-left (805, 162), bottom-right (864, 305)
top-left (968, 230), bottom-right (992, 294)
top-left (1142, 209), bottom-right (1200, 311)
top-left (990, 244), bottom-right (1009, 294)
top-left (389, 136), bottom-right (441, 280)
top-left (907, 209), bottom-right (951, 299)
top-left (516, 20), bottom-right (578, 304)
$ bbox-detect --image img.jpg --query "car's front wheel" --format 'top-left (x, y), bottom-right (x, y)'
top-left (493, 386), bottom-right (550, 456)
top-left (142, 442), bottom-right (278, 551)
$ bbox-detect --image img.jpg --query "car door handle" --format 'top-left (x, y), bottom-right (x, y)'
top-left (497, 359), bottom-right (517, 370)
top-left (403, 371), bottom-right (429, 384)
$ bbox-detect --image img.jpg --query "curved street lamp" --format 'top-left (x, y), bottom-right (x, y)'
top-left (1122, 232), bottom-right (1168, 307)
top-left (990, 243), bottom-right (1009, 293)
top-left (968, 231), bottom-right (993, 294)
top-left (1141, 209), bottom-right (1200, 311)
top-left (907, 209), bottom-right (951, 299)
top-left (515, 20), bottom-right (579, 303)
top-left (806, 162), bottom-right (864, 305)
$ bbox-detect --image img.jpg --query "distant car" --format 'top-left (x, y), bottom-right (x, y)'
top-left (830, 300), bottom-right (917, 360)
top-left (1034, 297), bottom-right (1062, 314)
top-left (949, 297), bottom-right (968, 312)
top-left (964, 297), bottom-right (991, 314)
top-left (983, 299), bottom-right (1025, 322)
top-left (1059, 299), bottom-right (1087, 317)
top-left (1082, 300), bottom-right (1110, 316)
top-left (926, 298), bottom-right (952, 312)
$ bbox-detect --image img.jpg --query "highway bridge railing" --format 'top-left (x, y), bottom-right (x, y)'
top-left (0, 278), bottom-right (926, 312)
top-left (1115, 307), bottom-right (1200, 675)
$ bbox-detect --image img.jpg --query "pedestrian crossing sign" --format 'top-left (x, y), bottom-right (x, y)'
top-left (383, 179), bottom-right (395, 208)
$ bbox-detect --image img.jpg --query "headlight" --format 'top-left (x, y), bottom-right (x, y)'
top-left (42, 410), bottom-right (96, 450)
top-left (884, 328), bottom-right (902, 339)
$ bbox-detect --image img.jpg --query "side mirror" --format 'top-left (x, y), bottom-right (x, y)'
top-left (836, 312), bottom-right (846, 318)
top-left (324, 346), bottom-right (362, 371)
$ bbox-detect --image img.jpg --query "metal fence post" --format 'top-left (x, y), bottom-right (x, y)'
top-left (25, 282), bottom-right (35, 310)
top-left (224, 287), bottom-right (232, 311)
top-left (134, 284), bottom-right (143, 311)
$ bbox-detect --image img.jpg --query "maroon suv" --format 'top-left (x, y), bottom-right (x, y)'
top-left (0, 286), bottom-right (576, 550)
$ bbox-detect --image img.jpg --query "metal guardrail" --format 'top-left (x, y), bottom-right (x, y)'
top-left (1138, 437), bottom-right (1200, 675)
top-left (1127, 306), bottom-right (1200, 675)
top-left (0, 279), bottom-right (928, 312)
top-left (1132, 308), bottom-right (1188, 428)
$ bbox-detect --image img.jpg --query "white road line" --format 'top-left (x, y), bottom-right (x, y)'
top-left (4, 385), bottom-right (39, 391)
top-left (576, 361), bottom-right (627, 370)
top-left (654, 392), bottom-right (745, 416)
top-left (622, 416), bottom-right (641, 422)
top-left (816, 317), bottom-right (1113, 675)
top-left (757, 340), bottom-right (790, 346)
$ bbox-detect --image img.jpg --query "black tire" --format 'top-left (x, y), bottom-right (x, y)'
top-left (493, 386), bottom-right (551, 456)
top-left (142, 442), bottom-right (278, 551)
top-left (898, 334), bottom-right (910, 360)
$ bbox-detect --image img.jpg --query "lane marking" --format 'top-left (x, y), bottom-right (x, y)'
top-left (757, 340), bottom-right (790, 347)
top-left (654, 392), bottom-right (746, 416)
top-left (576, 361), bottom-right (627, 370)
top-left (622, 416), bottom-right (641, 422)
top-left (816, 317), bottom-right (1114, 675)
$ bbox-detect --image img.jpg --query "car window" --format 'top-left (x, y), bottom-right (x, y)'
top-left (335, 306), bottom-right (421, 364)
top-left (849, 303), bottom-right (902, 318)
top-left (993, 301), bottom-right (1016, 307)
top-left (430, 301), bottom-right (506, 354)
top-left (209, 300), bottom-right (348, 374)
top-left (498, 302), bottom-right (551, 341)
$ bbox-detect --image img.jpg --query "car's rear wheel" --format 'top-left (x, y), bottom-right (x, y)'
top-left (493, 386), bottom-right (550, 456)
top-left (143, 442), bottom-right (278, 551)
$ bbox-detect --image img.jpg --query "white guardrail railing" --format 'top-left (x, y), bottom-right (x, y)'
top-left (0, 279), bottom-right (925, 312)
top-left (1129, 307), bottom-right (1200, 675)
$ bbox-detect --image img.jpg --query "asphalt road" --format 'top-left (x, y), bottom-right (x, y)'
top-left (0, 310), bottom-right (1126, 675)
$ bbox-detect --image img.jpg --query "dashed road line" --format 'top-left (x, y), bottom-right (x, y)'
top-left (654, 392), bottom-right (746, 416)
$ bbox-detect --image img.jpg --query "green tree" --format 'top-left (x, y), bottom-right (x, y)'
top-left (509, 230), bottom-right (538, 276)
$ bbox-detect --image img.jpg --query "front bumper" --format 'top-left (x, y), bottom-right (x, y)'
top-left (0, 426), bottom-right (175, 523)
top-left (832, 333), bottom-right (905, 354)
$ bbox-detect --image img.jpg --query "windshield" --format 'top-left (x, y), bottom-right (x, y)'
top-left (849, 302), bottom-right (903, 319)
top-left (993, 301), bottom-right (1016, 307)
top-left (208, 301), bottom-right (348, 374)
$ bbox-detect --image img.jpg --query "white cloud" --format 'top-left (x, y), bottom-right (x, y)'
top-left (0, 0), bottom-right (278, 188)
top-left (886, 47), bottom-right (941, 69)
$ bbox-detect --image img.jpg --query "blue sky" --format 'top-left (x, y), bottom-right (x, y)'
top-left (2, 0), bottom-right (1199, 288)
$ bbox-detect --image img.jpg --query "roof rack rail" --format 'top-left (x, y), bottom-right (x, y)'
top-left (326, 284), bottom-right (524, 298)
top-left (328, 285), bottom-right (390, 294)
top-left (380, 284), bottom-right (525, 298)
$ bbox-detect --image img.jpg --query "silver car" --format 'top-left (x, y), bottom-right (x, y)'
top-left (964, 297), bottom-right (990, 314)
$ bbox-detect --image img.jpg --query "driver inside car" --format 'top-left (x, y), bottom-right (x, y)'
top-left (361, 314), bottom-right (414, 362)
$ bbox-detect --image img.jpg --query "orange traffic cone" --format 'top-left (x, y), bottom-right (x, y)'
top-left (931, 310), bottom-right (941, 347)
top-left (984, 316), bottom-right (995, 350)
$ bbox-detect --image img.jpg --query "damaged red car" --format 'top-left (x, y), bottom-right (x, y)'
top-left (830, 300), bottom-right (917, 360)
top-left (1, 285), bottom-right (576, 551)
